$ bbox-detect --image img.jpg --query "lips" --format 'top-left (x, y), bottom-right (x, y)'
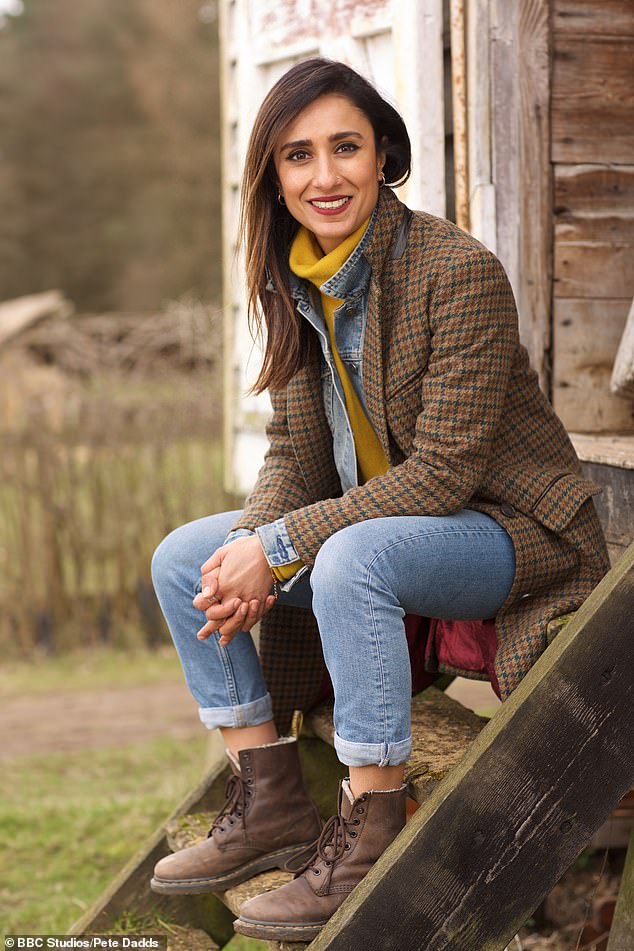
top-left (308, 195), bottom-right (352, 215)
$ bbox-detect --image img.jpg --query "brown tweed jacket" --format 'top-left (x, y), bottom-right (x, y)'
top-left (233, 187), bottom-right (610, 732)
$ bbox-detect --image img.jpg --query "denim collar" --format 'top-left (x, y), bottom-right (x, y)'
top-left (266, 189), bottom-right (410, 302)
top-left (268, 206), bottom-right (377, 305)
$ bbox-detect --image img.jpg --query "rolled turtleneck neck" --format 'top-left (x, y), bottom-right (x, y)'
top-left (289, 217), bottom-right (371, 289)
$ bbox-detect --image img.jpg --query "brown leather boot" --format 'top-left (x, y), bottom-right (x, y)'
top-left (150, 738), bottom-right (322, 894)
top-left (233, 779), bottom-right (407, 942)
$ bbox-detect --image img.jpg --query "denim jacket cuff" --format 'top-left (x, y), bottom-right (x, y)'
top-left (255, 518), bottom-right (301, 568)
top-left (223, 528), bottom-right (256, 546)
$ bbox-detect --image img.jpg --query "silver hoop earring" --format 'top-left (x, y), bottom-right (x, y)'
top-left (277, 192), bottom-right (286, 206)
top-left (378, 171), bottom-right (386, 187)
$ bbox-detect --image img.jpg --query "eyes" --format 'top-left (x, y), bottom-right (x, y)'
top-left (285, 142), bottom-right (360, 163)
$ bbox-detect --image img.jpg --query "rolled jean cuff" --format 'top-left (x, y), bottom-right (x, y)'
top-left (198, 692), bottom-right (274, 730)
top-left (333, 731), bottom-right (412, 767)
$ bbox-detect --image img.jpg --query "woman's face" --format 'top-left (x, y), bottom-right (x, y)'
top-left (274, 94), bottom-right (385, 255)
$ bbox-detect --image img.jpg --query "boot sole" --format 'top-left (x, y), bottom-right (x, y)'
top-left (234, 915), bottom-right (326, 943)
top-left (149, 842), bottom-right (314, 895)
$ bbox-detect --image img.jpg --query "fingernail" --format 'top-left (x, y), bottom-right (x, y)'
top-left (202, 586), bottom-right (211, 598)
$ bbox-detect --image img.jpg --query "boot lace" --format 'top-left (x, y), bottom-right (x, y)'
top-left (208, 773), bottom-right (248, 837)
top-left (286, 808), bottom-right (362, 884)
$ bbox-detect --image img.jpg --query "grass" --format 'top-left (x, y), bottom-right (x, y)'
top-left (0, 645), bottom-right (188, 700)
top-left (0, 733), bottom-right (208, 934)
top-left (0, 646), bottom-right (209, 935)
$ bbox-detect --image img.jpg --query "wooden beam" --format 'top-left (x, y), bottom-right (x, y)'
top-left (450, 0), bottom-right (469, 232)
top-left (309, 543), bottom-right (634, 951)
top-left (491, 0), bottom-right (520, 309)
top-left (393, 0), bottom-right (446, 218)
top-left (491, 0), bottom-right (552, 390)
top-left (518, 0), bottom-right (552, 392)
top-left (612, 298), bottom-right (634, 398)
top-left (607, 823), bottom-right (634, 950)
top-left (68, 756), bottom-right (235, 941)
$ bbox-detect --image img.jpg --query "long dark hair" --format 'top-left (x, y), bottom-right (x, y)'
top-left (240, 58), bottom-right (411, 393)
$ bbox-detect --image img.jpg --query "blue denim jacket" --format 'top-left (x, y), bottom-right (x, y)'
top-left (224, 212), bottom-right (379, 589)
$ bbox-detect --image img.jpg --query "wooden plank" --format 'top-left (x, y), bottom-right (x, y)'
top-left (308, 686), bottom-right (485, 804)
top-left (467, 0), bottom-right (496, 253)
top-left (580, 460), bottom-right (634, 560)
top-left (571, 433), bottom-right (634, 471)
top-left (309, 543), bottom-right (634, 951)
top-left (553, 0), bottom-right (634, 37)
top-left (555, 165), bottom-right (634, 245)
top-left (552, 36), bottom-right (634, 164)
top-left (607, 824), bottom-right (634, 950)
top-left (68, 756), bottom-right (236, 941)
top-left (450, 0), bottom-right (469, 232)
top-left (612, 298), bottom-right (634, 397)
top-left (518, 0), bottom-right (552, 390)
top-left (554, 243), bottom-right (634, 300)
top-left (490, 0), bottom-right (552, 388)
top-left (491, 0), bottom-right (520, 316)
top-left (552, 299), bottom-right (634, 432)
top-left (393, 0), bottom-right (446, 217)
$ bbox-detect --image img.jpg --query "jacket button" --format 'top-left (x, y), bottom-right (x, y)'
top-left (500, 502), bottom-right (517, 518)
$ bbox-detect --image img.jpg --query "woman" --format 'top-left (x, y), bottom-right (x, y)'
top-left (149, 59), bottom-right (609, 942)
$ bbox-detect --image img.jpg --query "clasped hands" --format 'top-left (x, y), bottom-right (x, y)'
top-left (192, 535), bottom-right (277, 648)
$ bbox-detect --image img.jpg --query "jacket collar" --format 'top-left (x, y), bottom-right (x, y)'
top-left (266, 188), bottom-right (412, 302)
top-left (362, 188), bottom-right (413, 459)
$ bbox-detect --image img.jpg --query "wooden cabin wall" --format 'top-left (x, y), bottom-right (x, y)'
top-left (551, 0), bottom-right (634, 433)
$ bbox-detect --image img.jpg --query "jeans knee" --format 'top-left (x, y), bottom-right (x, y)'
top-left (150, 514), bottom-right (231, 596)
top-left (311, 525), bottom-right (365, 604)
top-left (150, 528), bottom-right (182, 595)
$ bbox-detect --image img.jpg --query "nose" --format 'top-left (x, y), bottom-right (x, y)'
top-left (312, 152), bottom-right (340, 190)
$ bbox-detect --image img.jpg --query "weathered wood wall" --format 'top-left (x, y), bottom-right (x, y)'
top-left (551, 1), bottom-right (634, 433)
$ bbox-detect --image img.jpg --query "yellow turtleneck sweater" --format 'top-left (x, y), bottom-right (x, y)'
top-left (271, 219), bottom-right (389, 583)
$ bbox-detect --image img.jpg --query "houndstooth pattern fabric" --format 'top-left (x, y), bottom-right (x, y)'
top-left (236, 188), bottom-right (609, 727)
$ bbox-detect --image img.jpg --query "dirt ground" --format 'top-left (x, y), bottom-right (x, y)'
top-left (0, 679), bottom-right (202, 761)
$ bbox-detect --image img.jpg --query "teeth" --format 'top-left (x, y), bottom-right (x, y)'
top-left (311, 198), bottom-right (349, 209)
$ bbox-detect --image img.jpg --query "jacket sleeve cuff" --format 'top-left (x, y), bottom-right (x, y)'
top-left (255, 518), bottom-right (301, 568)
top-left (223, 528), bottom-right (256, 546)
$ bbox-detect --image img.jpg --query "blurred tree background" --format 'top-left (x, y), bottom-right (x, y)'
top-left (0, 0), bottom-right (221, 310)
top-left (0, 0), bottom-right (233, 658)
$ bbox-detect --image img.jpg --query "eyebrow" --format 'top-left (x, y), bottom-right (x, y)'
top-left (279, 131), bottom-right (364, 152)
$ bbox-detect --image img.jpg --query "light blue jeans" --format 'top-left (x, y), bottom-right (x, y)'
top-left (151, 509), bottom-right (515, 767)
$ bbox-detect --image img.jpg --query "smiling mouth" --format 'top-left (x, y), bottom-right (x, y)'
top-left (309, 196), bottom-right (351, 210)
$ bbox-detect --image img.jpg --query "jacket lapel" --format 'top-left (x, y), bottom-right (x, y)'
top-left (362, 189), bottom-right (412, 463)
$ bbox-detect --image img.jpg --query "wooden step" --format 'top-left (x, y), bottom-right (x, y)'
top-left (307, 684), bottom-right (486, 804)
top-left (165, 685), bottom-right (485, 949)
top-left (99, 921), bottom-right (218, 951)
top-left (165, 685), bottom-right (484, 856)
top-left (161, 924), bottom-right (219, 951)
top-left (307, 540), bottom-right (634, 950)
